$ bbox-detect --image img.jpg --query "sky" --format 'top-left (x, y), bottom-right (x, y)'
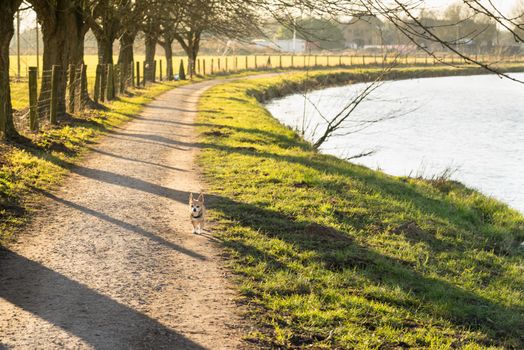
top-left (18, 0), bottom-right (520, 31)
top-left (420, 0), bottom-right (517, 15)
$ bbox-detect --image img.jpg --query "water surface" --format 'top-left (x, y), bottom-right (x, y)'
top-left (266, 73), bottom-right (524, 213)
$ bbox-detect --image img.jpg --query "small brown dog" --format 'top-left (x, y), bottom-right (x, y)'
top-left (189, 193), bottom-right (205, 234)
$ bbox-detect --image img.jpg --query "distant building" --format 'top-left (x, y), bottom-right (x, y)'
top-left (252, 38), bottom-right (308, 53)
top-left (341, 16), bottom-right (384, 48)
top-left (276, 39), bottom-right (307, 53)
top-left (251, 39), bottom-right (278, 50)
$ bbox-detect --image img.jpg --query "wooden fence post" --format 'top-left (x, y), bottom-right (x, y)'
top-left (28, 67), bottom-right (38, 132)
top-left (254, 56), bottom-right (258, 69)
top-left (67, 64), bottom-right (76, 113)
top-left (291, 55), bottom-right (294, 68)
top-left (203, 59), bottom-right (206, 75)
top-left (197, 59), bottom-right (201, 75)
top-left (218, 58), bottom-right (221, 72)
top-left (100, 64), bottom-right (107, 102)
top-left (151, 60), bottom-right (155, 82)
top-left (79, 64), bottom-right (87, 109)
top-left (211, 59), bottom-right (214, 74)
top-left (142, 61), bottom-right (147, 86)
top-left (119, 63), bottom-right (126, 94)
top-left (136, 61), bottom-right (140, 87)
top-left (130, 61), bottom-right (134, 87)
top-left (112, 64), bottom-right (117, 98)
top-left (49, 65), bottom-right (60, 125)
top-left (245, 56), bottom-right (248, 70)
top-left (105, 64), bottom-right (111, 100)
top-left (159, 60), bottom-right (163, 81)
top-left (94, 64), bottom-right (101, 103)
top-left (279, 55), bottom-right (282, 69)
top-left (107, 64), bottom-right (114, 100)
top-left (225, 57), bottom-right (228, 72)
top-left (73, 64), bottom-right (82, 111)
top-left (235, 56), bottom-right (238, 71)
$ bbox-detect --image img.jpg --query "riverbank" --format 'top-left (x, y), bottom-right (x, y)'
top-left (197, 67), bottom-right (524, 348)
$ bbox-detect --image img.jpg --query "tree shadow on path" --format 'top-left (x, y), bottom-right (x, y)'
top-left (0, 248), bottom-right (207, 350)
top-left (37, 190), bottom-right (206, 261)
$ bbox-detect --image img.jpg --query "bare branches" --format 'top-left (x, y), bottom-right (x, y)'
top-left (310, 63), bottom-right (394, 149)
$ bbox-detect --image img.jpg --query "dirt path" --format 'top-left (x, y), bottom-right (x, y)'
top-left (0, 79), bottom-right (254, 349)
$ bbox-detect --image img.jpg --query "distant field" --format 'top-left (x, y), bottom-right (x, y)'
top-left (8, 54), bottom-right (524, 112)
top-left (10, 53), bottom-right (503, 79)
top-left (10, 54), bottom-right (385, 111)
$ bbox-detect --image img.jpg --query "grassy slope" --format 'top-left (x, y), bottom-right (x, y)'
top-left (197, 68), bottom-right (524, 349)
top-left (0, 79), bottom-right (195, 242)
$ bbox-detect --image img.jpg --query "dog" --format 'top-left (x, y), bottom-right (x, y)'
top-left (189, 193), bottom-right (205, 234)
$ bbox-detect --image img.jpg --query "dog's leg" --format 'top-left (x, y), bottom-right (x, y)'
top-left (197, 223), bottom-right (202, 234)
top-left (191, 221), bottom-right (197, 234)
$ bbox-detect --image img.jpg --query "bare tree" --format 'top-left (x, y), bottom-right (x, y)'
top-left (29, 0), bottom-right (91, 117)
top-left (0, 0), bottom-right (23, 139)
top-left (158, 0), bottom-right (184, 80)
top-left (116, 1), bottom-right (147, 65)
top-left (87, 0), bottom-right (126, 64)
top-left (141, 10), bottom-right (161, 82)
top-left (174, 0), bottom-right (262, 77)
top-left (295, 62), bottom-right (409, 150)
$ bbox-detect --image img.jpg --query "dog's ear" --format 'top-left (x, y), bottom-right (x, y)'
top-left (198, 193), bottom-right (205, 202)
top-left (189, 193), bottom-right (193, 202)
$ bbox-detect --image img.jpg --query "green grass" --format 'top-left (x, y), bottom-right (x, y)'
top-left (197, 68), bottom-right (524, 349)
top-left (0, 79), bottom-right (195, 242)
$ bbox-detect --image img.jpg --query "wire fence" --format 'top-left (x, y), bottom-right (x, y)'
top-left (9, 52), bottom-right (524, 80)
top-left (7, 52), bottom-right (524, 135)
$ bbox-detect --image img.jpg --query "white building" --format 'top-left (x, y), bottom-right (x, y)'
top-left (276, 39), bottom-right (307, 53)
top-left (252, 39), bottom-right (307, 53)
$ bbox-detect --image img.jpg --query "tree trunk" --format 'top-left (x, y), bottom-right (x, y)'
top-left (0, 1), bottom-right (22, 139)
top-left (188, 42), bottom-right (200, 78)
top-left (161, 41), bottom-right (174, 80)
top-left (144, 34), bottom-right (157, 82)
top-left (175, 31), bottom-right (201, 78)
top-left (118, 30), bottom-right (136, 65)
top-left (36, 1), bottom-right (86, 118)
top-left (96, 35), bottom-right (114, 65)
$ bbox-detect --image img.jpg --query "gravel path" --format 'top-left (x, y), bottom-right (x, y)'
top-left (0, 80), bottom-right (250, 349)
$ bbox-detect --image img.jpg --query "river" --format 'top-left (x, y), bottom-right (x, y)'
top-left (266, 73), bottom-right (524, 213)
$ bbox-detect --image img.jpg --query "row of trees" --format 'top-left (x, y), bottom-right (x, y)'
top-left (2, 0), bottom-right (524, 140)
top-left (0, 0), bottom-right (261, 139)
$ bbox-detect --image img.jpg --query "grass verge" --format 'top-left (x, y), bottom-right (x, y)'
top-left (197, 67), bottom-right (524, 349)
top-left (0, 79), bottom-right (194, 242)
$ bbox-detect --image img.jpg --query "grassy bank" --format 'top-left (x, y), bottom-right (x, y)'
top-left (197, 67), bottom-right (524, 349)
top-left (0, 79), bottom-right (196, 242)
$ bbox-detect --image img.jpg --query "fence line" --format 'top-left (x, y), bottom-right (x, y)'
top-left (9, 53), bottom-right (524, 80)
top-left (10, 52), bottom-right (524, 134)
